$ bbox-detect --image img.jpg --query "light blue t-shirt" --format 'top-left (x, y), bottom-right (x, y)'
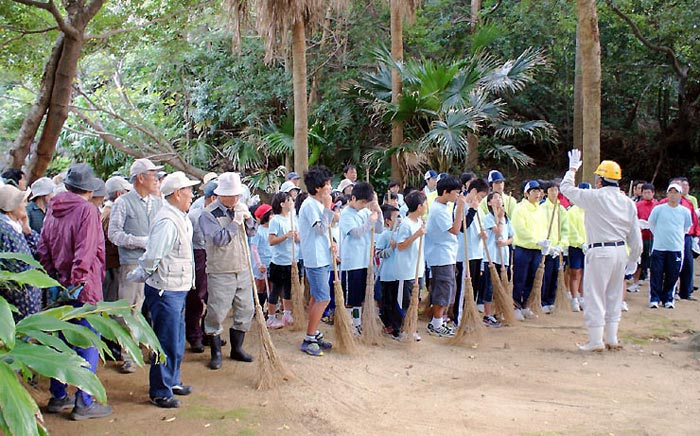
top-left (395, 216), bottom-right (425, 280)
top-left (482, 213), bottom-right (513, 266)
top-left (251, 226), bottom-right (271, 268)
top-left (649, 203), bottom-right (692, 252)
top-left (457, 209), bottom-right (485, 262)
top-left (298, 196), bottom-right (333, 268)
top-left (375, 227), bottom-right (397, 281)
top-left (339, 206), bottom-right (373, 271)
top-left (268, 214), bottom-right (299, 266)
top-left (425, 201), bottom-right (457, 267)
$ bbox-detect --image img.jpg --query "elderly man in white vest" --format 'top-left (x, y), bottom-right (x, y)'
top-left (108, 158), bottom-right (164, 373)
top-left (199, 172), bottom-right (257, 370)
top-left (129, 171), bottom-right (199, 409)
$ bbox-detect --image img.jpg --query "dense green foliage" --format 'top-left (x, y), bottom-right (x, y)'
top-left (1, 0), bottom-right (698, 190)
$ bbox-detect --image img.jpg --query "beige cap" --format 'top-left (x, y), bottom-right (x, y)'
top-left (337, 178), bottom-right (354, 193)
top-left (129, 158), bottom-right (163, 177)
top-left (105, 176), bottom-right (132, 195)
top-left (160, 172), bottom-right (200, 196)
top-left (0, 185), bottom-right (31, 212)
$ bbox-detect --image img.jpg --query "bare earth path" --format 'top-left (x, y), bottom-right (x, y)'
top-left (42, 266), bottom-right (700, 435)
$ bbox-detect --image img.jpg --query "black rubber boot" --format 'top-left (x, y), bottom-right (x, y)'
top-left (229, 328), bottom-right (253, 362)
top-left (209, 335), bottom-right (222, 370)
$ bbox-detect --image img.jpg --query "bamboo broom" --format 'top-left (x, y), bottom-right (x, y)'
top-left (526, 197), bottom-right (560, 316)
top-left (328, 227), bottom-right (359, 354)
top-left (476, 212), bottom-right (516, 326)
top-left (361, 226), bottom-right (383, 345)
top-left (289, 213), bottom-right (307, 331)
top-left (448, 214), bottom-right (484, 345)
top-left (553, 207), bottom-right (569, 314)
top-left (401, 234), bottom-right (424, 343)
top-left (240, 223), bottom-right (293, 390)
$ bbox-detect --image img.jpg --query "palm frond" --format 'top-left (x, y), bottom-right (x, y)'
top-left (421, 109), bottom-right (478, 158)
top-left (480, 48), bottom-right (548, 94)
top-left (243, 165), bottom-right (287, 194)
top-left (467, 89), bottom-right (506, 121)
top-left (492, 119), bottom-right (558, 143)
top-left (483, 143), bottom-right (534, 169)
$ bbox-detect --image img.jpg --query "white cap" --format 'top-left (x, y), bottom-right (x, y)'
top-left (280, 181), bottom-right (300, 193)
top-left (667, 183), bottom-right (682, 193)
top-left (202, 172), bottom-right (218, 185)
top-left (337, 178), bottom-right (354, 193)
top-left (160, 172), bottom-right (199, 196)
top-left (29, 177), bottom-right (55, 199)
top-left (214, 172), bottom-right (244, 196)
top-left (129, 158), bottom-right (163, 177)
top-left (105, 176), bottom-right (132, 194)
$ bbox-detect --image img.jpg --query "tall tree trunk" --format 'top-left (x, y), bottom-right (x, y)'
top-left (467, 133), bottom-right (479, 169)
top-left (470, 0), bottom-right (482, 31)
top-left (292, 19), bottom-right (309, 179)
top-left (9, 35), bottom-right (64, 170)
top-left (27, 33), bottom-right (84, 182)
top-left (573, 21), bottom-right (583, 183)
top-left (390, 0), bottom-right (404, 183)
top-left (577, 0), bottom-right (601, 184)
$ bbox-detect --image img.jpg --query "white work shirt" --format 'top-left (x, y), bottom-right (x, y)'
top-left (560, 170), bottom-right (642, 262)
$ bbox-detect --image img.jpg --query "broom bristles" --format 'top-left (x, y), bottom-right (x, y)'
top-left (361, 261), bottom-right (383, 345)
top-left (489, 263), bottom-right (516, 326)
top-left (554, 254), bottom-right (569, 313)
top-left (447, 279), bottom-right (484, 345)
top-left (401, 280), bottom-right (421, 343)
top-left (252, 293), bottom-right (293, 390)
top-left (418, 284), bottom-right (431, 320)
top-left (332, 279), bottom-right (360, 354)
top-left (527, 259), bottom-right (546, 315)
top-left (289, 262), bottom-right (307, 331)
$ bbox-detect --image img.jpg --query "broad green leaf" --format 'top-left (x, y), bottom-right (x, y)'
top-left (121, 311), bottom-right (166, 364)
top-left (17, 316), bottom-right (102, 349)
top-left (9, 341), bottom-right (107, 403)
top-left (0, 270), bottom-right (61, 288)
top-left (0, 297), bottom-right (16, 349)
top-left (0, 361), bottom-right (41, 436)
top-left (24, 330), bottom-right (73, 354)
top-left (0, 252), bottom-right (44, 270)
top-left (83, 314), bottom-right (144, 365)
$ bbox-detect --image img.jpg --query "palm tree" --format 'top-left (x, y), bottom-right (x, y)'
top-left (225, 0), bottom-right (348, 180)
top-left (389, 0), bottom-right (422, 183)
top-left (352, 47), bottom-right (556, 178)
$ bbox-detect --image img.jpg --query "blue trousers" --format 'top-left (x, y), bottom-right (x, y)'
top-left (513, 247), bottom-right (542, 309)
top-left (649, 250), bottom-right (682, 304)
top-left (144, 284), bottom-right (187, 399)
top-left (678, 235), bottom-right (694, 298)
top-left (542, 255), bottom-right (560, 306)
top-left (50, 303), bottom-right (99, 406)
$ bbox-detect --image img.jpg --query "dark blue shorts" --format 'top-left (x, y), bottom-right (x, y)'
top-left (341, 268), bottom-right (368, 307)
top-left (568, 247), bottom-right (585, 270)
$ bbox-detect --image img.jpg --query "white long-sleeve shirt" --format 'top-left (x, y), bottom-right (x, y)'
top-left (560, 170), bottom-right (642, 262)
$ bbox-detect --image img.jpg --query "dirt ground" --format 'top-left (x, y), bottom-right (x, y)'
top-left (41, 265), bottom-right (700, 436)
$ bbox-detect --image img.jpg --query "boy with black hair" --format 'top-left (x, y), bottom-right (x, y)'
top-left (388, 180), bottom-right (405, 208)
top-left (455, 178), bottom-right (489, 322)
top-left (376, 203), bottom-right (401, 336)
top-left (425, 175), bottom-right (466, 337)
top-left (343, 164), bottom-right (358, 183)
top-left (339, 182), bottom-right (383, 333)
top-left (631, 183), bottom-right (657, 291)
top-left (298, 166), bottom-right (336, 356)
top-left (539, 180), bottom-right (569, 314)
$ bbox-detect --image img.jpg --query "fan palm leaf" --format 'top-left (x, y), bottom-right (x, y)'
top-left (480, 48), bottom-right (547, 94)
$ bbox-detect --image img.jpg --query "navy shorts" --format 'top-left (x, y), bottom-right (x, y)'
top-left (568, 247), bottom-right (585, 270)
top-left (341, 268), bottom-right (368, 307)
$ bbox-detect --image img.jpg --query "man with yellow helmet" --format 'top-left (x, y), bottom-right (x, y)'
top-left (560, 150), bottom-right (642, 351)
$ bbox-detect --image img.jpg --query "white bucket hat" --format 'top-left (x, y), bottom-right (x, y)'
top-left (29, 177), bottom-right (55, 199)
top-left (214, 172), bottom-right (244, 196)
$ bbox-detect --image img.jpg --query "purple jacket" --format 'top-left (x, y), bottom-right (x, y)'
top-left (38, 192), bottom-right (106, 304)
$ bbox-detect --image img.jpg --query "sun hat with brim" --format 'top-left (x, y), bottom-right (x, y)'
top-left (523, 180), bottom-right (542, 195)
top-left (0, 185), bottom-right (31, 212)
top-left (29, 177), bottom-right (55, 199)
top-left (93, 179), bottom-right (107, 198)
top-left (667, 183), bottom-right (682, 193)
top-left (64, 163), bottom-right (103, 192)
top-left (337, 178), bottom-right (354, 193)
top-left (213, 172), bottom-right (244, 196)
top-left (254, 203), bottom-right (272, 220)
top-left (129, 158), bottom-right (164, 178)
top-left (105, 176), bottom-right (132, 195)
top-left (280, 181), bottom-right (301, 193)
top-left (160, 172), bottom-right (200, 197)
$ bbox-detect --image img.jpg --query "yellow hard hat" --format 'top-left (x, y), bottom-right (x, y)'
top-left (594, 160), bottom-right (622, 180)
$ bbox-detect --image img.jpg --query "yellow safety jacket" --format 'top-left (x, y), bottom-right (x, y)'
top-left (511, 199), bottom-right (547, 250)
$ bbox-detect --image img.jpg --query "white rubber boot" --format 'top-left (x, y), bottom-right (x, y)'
top-left (578, 326), bottom-right (605, 352)
top-left (605, 322), bottom-right (622, 350)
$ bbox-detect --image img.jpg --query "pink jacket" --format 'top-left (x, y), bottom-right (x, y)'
top-left (38, 192), bottom-right (106, 304)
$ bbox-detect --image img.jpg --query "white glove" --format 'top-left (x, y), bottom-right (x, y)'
top-left (624, 261), bottom-right (637, 276)
top-left (581, 242), bottom-right (588, 255)
top-left (692, 237), bottom-right (700, 256)
top-left (247, 194), bottom-right (260, 207)
top-left (548, 246), bottom-right (561, 258)
top-left (562, 247), bottom-right (569, 257)
top-left (537, 240), bottom-right (551, 255)
top-left (126, 266), bottom-right (149, 283)
top-left (638, 219), bottom-right (650, 230)
top-left (568, 149), bottom-right (582, 171)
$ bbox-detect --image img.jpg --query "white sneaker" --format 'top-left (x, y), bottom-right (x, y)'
top-left (542, 305), bottom-right (552, 314)
top-left (476, 304), bottom-right (485, 313)
top-left (626, 283), bottom-right (640, 293)
top-left (514, 309), bottom-right (525, 321)
top-left (621, 301), bottom-right (629, 312)
top-left (664, 301), bottom-right (675, 309)
top-left (266, 316), bottom-right (284, 329)
top-left (522, 308), bottom-right (535, 319)
top-left (649, 301), bottom-right (659, 309)
top-left (281, 312), bottom-right (294, 326)
top-left (578, 297), bottom-right (585, 309)
top-left (571, 298), bottom-right (581, 312)
top-left (578, 342), bottom-right (605, 352)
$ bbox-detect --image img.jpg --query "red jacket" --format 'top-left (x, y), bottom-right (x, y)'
top-left (636, 198), bottom-right (657, 241)
top-left (38, 192), bottom-right (106, 304)
top-left (657, 197), bottom-right (700, 237)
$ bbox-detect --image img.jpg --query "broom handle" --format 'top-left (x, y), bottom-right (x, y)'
top-left (545, 196), bottom-right (559, 240)
top-left (414, 234), bottom-right (424, 281)
top-left (240, 222), bottom-right (259, 299)
top-left (369, 225), bottom-right (375, 267)
top-left (329, 227), bottom-right (339, 282)
top-left (475, 212), bottom-right (493, 266)
top-left (462, 211), bottom-right (471, 279)
top-left (290, 212), bottom-right (296, 263)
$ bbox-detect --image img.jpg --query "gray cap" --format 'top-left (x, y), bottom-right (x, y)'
top-left (64, 163), bottom-right (102, 192)
top-left (29, 177), bottom-right (55, 199)
top-left (129, 158), bottom-right (163, 177)
top-left (92, 179), bottom-right (107, 198)
top-left (105, 176), bottom-right (132, 194)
